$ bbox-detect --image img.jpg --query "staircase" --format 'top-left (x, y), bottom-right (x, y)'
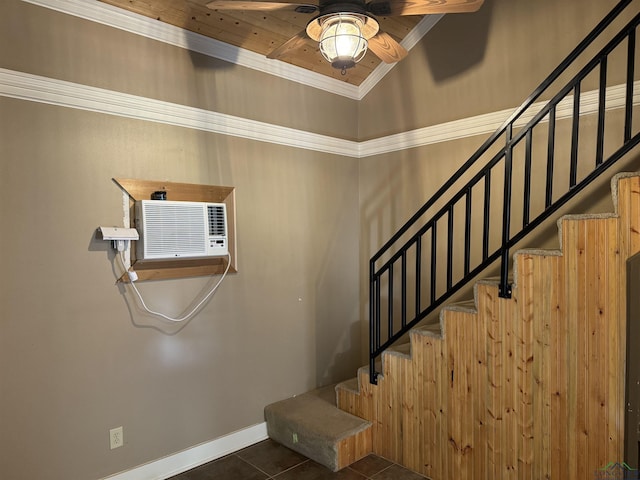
top-left (264, 0), bottom-right (640, 476)
top-left (336, 171), bottom-right (640, 479)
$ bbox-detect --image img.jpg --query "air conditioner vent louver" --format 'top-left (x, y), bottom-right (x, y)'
top-left (136, 200), bottom-right (228, 260)
top-left (208, 205), bottom-right (226, 236)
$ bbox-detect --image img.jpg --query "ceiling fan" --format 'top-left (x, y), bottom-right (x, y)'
top-left (206, 0), bottom-right (484, 74)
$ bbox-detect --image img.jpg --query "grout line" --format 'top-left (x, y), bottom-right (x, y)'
top-left (369, 462), bottom-right (394, 479)
top-left (233, 453), bottom-right (280, 478)
top-left (270, 459), bottom-right (311, 478)
top-left (233, 447), bottom-right (314, 479)
top-left (368, 461), bottom-right (430, 479)
top-left (344, 465), bottom-right (374, 479)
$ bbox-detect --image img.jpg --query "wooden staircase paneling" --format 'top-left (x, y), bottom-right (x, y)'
top-left (337, 174), bottom-right (640, 479)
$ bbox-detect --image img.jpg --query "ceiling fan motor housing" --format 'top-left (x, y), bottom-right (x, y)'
top-left (318, 0), bottom-right (367, 16)
top-left (366, 2), bottom-right (392, 16)
top-left (294, 5), bottom-right (318, 13)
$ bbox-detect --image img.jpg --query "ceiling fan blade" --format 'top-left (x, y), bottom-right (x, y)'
top-left (206, 0), bottom-right (317, 12)
top-left (367, 0), bottom-right (483, 16)
top-left (267, 30), bottom-right (310, 59)
top-left (367, 31), bottom-right (408, 63)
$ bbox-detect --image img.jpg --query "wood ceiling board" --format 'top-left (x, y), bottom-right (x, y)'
top-left (99, 0), bottom-right (423, 84)
top-left (208, 10), bottom-right (310, 53)
top-left (375, 16), bottom-right (419, 38)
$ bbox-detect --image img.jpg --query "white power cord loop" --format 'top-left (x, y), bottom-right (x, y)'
top-left (118, 251), bottom-right (231, 323)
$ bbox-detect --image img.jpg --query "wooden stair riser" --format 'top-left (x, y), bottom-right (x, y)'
top-left (336, 428), bottom-right (372, 469)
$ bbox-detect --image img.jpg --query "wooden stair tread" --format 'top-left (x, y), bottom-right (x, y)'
top-left (336, 377), bottom-right (359, 394)
top-left (413, 322), bottom-right (442, 336)
top-left (386, 342), bottom-right (411, 357)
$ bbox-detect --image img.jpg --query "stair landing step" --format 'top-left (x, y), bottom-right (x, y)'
top-left (264, 390), bottom-right (372, 471)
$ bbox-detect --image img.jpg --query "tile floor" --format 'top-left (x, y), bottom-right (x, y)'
top-left (168, 439), bottom-right (430, 480)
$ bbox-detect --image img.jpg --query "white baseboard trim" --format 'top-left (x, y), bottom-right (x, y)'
top-left (102, 422), bottom-right (268, 480)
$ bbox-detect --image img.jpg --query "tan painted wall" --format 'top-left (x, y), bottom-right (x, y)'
top-left (0, 1), bottom-right (360, 479)
top-left (358, 0), bottom-right (632, 138)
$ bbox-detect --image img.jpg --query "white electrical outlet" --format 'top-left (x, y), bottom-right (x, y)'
top-left (110, 426), bottom-right (124, 450)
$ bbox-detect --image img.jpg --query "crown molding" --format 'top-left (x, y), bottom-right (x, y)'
top-left (0, 68), bottom-right (360, 156)
top-left (1, 68), bottom-right (637, 158)
top-left (358, 81), bottom-right (640, 156)
top-left (21, 0), bottom-right (440, 100)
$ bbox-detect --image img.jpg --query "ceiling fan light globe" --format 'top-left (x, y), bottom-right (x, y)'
top-left (318, 14), bottom-right (368, 70)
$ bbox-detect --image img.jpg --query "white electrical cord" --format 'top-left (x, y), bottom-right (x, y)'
top-left (118, 250), bottom-right (231, 323)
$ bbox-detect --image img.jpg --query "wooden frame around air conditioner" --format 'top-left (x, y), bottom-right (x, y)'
top-left (113, 178), bottom-right (237, 282)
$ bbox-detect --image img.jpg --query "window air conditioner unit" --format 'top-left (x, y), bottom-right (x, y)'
top-left (135, 200), bottom-right (228, 261)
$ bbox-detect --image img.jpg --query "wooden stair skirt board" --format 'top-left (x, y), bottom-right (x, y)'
top-left (335, 172), bottom-right (640, 480)
top-left (264, 388), bottom-right (372, 472)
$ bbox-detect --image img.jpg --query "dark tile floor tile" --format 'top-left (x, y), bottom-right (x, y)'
top-left (236, 439), bottom-right (308, 476)
top-left (274, 460), bottom-right (368, 480)
top-left (170, 455), bottom-right (268, 480)
top-left (348, 455), bottom-right (393, 477)
top-left (167, 439), bottom-right (429, 480)
top-left (370, 463), bottom-right (428, 480)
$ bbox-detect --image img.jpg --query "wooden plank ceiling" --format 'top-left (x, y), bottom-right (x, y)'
top-left (98, 0), bottom-right (422, 85)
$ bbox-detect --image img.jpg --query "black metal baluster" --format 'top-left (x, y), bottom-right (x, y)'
top-left (596, 58), bottom-right (608, 166)
top-left (483, 171), bottom-right (491, 262)
top-left (570, 82), bottom-right (581, 188)
top-left (375, 272), bottom-right (381, 353)
top-left (415, 236), bottom-right (422, 321)
top-left (546, 105), bottom-right (557, 209)
top-left (370, 263), bottom-right (379, 383)
top-left (447, 206), bottom-right (454, 291)
top-left (464, 188), bottom-right (472, 276)
top-left (388, 265), bottom-right (394, 343)
top-left (500, 124), bottom-right (514, 298)
top-left (523, 129), bottom-right (533, 228)
top-left (431, 223), bottom-right (437, 304)
top-left (401, 253), bottom-right (407, 329)
top-left (625, 28), bottom-right (636, 142)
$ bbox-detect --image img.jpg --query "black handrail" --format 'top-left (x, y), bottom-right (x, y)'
top-left (369, 0), bottom-right (640, 384)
